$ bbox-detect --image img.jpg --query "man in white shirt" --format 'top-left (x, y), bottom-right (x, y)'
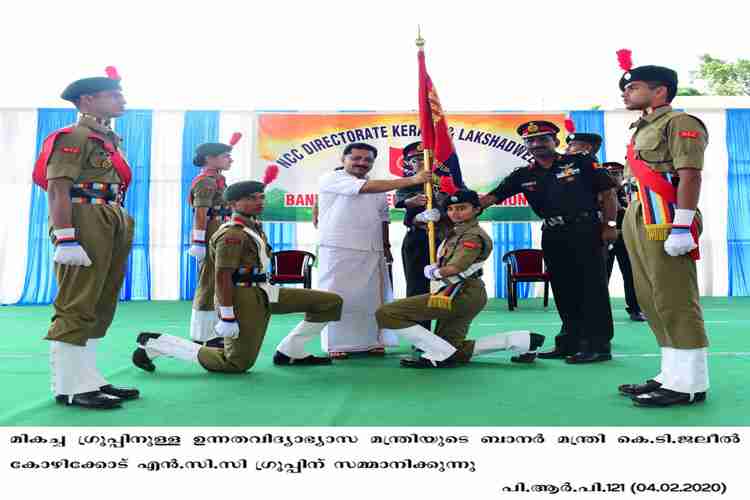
top-left (318, 143), bottom-right (431, 357)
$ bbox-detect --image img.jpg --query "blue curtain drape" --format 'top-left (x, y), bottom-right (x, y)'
top-left (726, 109), bottom-right (750, 296)
top-left (262, 222), bottom-right (297, 252)
top-left (18, 109), bottom-right (78, 304)
top-left (569, 110), bottom-right (607, 162)
top-left (493, 222), bottom-right (533, 299)
top-left (116, 110), bottom-right (153, 301)
top-left (179, 111), bottom-right (220, 300)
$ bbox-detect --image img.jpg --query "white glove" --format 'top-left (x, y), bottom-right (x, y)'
top-left (214, 306), bottom-right (239, 339)
top-left (664, 209), bottom-right (697, 257)
top-left (52, 228), bottom-right (92, 266)
top-left (188, 244), bottom-right (206, 261)
top-left (664, 229), bottom-right (696, 256)
top-left (423, 264), bottom-right (441, 280)
top-left (415, 208), bottom-right (441, 224)
top-left (214, 320), bottom-right (239, 339)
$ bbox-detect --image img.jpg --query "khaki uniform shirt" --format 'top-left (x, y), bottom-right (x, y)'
top-left (628, 105), bottom-right (708, 175)
top-left (210, 214), bottom-right (273, 273)
top-left (438, 219), bottom-right (493, 272)
top-left (46, 115), bottom-right (125, 184)
top-left (191, 174), bottom-right (228, 210)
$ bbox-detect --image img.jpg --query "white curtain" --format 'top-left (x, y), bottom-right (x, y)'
top-left (0, 110), bottom-right (37, 304)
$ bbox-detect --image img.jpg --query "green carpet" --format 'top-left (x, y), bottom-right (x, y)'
top-left (1, 298), bottom-right (748, 426)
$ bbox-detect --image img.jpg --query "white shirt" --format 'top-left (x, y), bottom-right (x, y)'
top-left (318, 169), bottom-right (389, 251)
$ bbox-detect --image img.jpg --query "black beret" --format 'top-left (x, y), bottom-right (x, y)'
top-left (193, 143), bottom-right (232, 166)
top-left (619, 65), bottom-right (678, 100)
top-left (517, 120), bottom-right (560, 139)
top-left (61, 77), bottom-right (122, 103)
top-left (603, 161), bottom-right (625, 171)
top-left (403, 141), bottom-right (423, 158)
top-left (223, 181), bottom-right (265, 202)
top-left (443, 189), bottom-right (480, 210)
top-left (565, 132), bottom-right (603, 153)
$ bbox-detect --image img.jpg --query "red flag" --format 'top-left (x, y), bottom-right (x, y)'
top-left (417, 49), bottom-right (464, 191)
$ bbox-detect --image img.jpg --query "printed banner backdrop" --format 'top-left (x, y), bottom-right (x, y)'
top-left (254, 112), bottom-right (567, 222)
top-left (0, 106), bottom-right (743, 304)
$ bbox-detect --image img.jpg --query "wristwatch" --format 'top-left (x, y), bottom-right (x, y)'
top-left (606, 220), bottom-right (617, 228)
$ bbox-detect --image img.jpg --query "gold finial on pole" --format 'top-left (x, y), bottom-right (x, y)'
top-left (416, 25), bottom-right (425, 49)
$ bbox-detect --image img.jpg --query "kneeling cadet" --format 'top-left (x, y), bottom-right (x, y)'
top-left (376, 189), bottom-right (545, 368)
top-left (133, 180), bottom-right (342, 373)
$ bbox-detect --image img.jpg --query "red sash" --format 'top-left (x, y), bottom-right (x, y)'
top-left (32, 126), bottom-right (132, 193)
top-left (627, 142), bottom-right (699, 260)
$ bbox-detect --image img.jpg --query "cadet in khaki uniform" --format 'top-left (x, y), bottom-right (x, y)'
top-left (615, 53), bottom-right (710, 407)
top-left (375, 190), bottom-right (545, 368)
top-left (133, 181), bottom-right (342, 374)
top-left (187, 140), bottom-right (236, 347)
top-left (33, 67), bottom-right (138, 409)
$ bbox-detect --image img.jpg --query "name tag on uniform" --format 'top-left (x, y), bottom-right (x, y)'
top-left (521, 180), bottom-right (537, 191)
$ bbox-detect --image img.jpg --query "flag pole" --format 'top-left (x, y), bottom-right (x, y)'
top-left (416, 26), bottom-right (437, 264)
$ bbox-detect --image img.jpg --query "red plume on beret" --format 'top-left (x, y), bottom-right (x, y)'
top-left (229, 132), bottom-right (242, 146)
top-left (616, 49), bottom-right (633, 71)
top-left (564, 118), bottom-right (575, 134)
top-left (263, 164), bottom-right (279, 185)
top-left (105, 66), bottom-right (121, 81)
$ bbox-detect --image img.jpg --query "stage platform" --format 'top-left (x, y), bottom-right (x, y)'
top-left (1, 298), bottom-right (748, 427)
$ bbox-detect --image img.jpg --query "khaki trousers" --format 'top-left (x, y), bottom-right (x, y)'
top-left (622, 200), bottom-right (707, 349)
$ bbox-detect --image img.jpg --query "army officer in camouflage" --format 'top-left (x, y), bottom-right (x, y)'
top-left (376, 190), bottom-right (545, 368)
top-left (36, 68), bottom-right (139, 409)
top-left (133, 181), bottom-right (342, 374)
top-left (187, 140), bottom-right (235, 347)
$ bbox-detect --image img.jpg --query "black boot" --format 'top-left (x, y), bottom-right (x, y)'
top-left (56, 391), bottom-right (122, 409)
top-left (618, 379), bottom-right (661, 396)
top-left (400, 353), bottom-right (458, 369)
top-left (511, 333), bottom-right (546, 363)
top-left (132, 332), bottom-right (162, 372)
top-left (632, 388), bottom-right (706, 407)
top-left (99, 385), bottom-right (140, 400)
top-left (273, 351), bottom-right (332, 366)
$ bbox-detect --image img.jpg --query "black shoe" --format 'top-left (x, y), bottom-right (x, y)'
top-left (55, 391), bottom-right (122, 409)
top-left (510, 333), bottom-right (546, 363)
top-left (565, 351), bottom-right (613, 364)
top-left (629, 311), bottom-right (647, 322)
top-left (205, 337), bottom-right (225, 349)
top-left (400, 354), bottom-right (457, 369)
top-left (273, 351), bottom-right (332, 366)
top-left (618, 379), bottom-right (662, 396)
top-left (632, 388), bottom-right (706, 407)
top-left (133, 332), bottom-right (161, 372)
top-left (537, 348), bottom-right (572, 360)
top-left (100, 384), bottom-right (140, 401)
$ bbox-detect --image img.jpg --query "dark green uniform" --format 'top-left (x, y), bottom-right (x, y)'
top-left (196, 214), bottom-right (343, 373)
top-left (376, 218), bottom-right (492, 361)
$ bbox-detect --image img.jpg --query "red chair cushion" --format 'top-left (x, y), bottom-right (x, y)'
top-left (275, 252), bottom-right (306, 273)
top-left (274, 274), bottom-right (305, 282)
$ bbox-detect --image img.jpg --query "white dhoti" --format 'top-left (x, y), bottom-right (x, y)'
top-left (318, 245), bottom-right (397, 352)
